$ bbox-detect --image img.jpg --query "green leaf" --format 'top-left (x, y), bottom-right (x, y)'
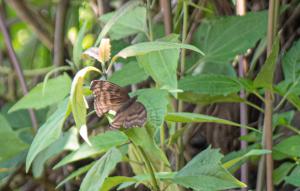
top-left (108, 61), bottom-right (148, 87)
top-left (165, 112), bottom-right (259, 132)
top-left (100, 6), bottom-right (147, 40)
top-left (179, 74), bottom-right (241, 95)
top-left (132, 88), bottom-right (169, 128)
top-left (95, 0), bottom-right (142, 45)
top-left (282, 39), bottom-right (300, 82)
top-left (0, 114), bottom-right (28, 163)
top-left (172, 147), bottom-right (246, 191)
top-left (192, 11), bottom-right (267, 65)
top-left (254, 36), bottom-right (280, 89)
top-left (32, 128), bottom-right (79, 177)
top-left (57, 162), bottom-right (94, 188)
top-left (285, 166), bottom-right (300, 187)
top-left (73, 21), bottom-right (87, 68)
top-left (178, 92), bottom-right (245, 105)
top-left (26, 98), bottom-right (69, 172)
top-left (116, 41), bottom-right (204, 59)
top-left (100, 176), bottom-right (136, 191)
top-left (273, 135), bottom-right (300, 158)
top-left (125, 127), bottom-right (170, 169)
top-left (53, 131), bottom-right (128, 169)
top-left (223, 149), bottom-right (271, 169)
top-left (70, 66), bottom-right (101, 145)
top-left (273, 162), bottom-right (295, 185)
top-left (79, 147), bottom-right (122, 191)
top-left (135, 37), bottom-right (180, 94)
top-left (9, 74), bottom-right (71, 112)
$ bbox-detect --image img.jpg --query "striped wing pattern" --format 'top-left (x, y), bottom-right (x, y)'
top-left (90, 80), bottom-right (147, 128)
top-left (90, 80), bottom-right (129, 117)
top-left (109, 97), bottom-right (147, 129)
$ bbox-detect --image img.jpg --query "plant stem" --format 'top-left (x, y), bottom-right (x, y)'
top-left (138, 146), bottom-right (160, 191)
top-left (263, 1), bottom-right (280, 190)
top-left (0, 5), bottom-right (38, 132)
top-left (0, 66), bottom-right (54, 77)
top-left (236, 0), bottom-right (248, 187)
top-left (176, 0), bottom-right (188, 171)
top-left (146, 0), bottom-right (153, 41)
top-left (284, 124), bottom-right (300, 135)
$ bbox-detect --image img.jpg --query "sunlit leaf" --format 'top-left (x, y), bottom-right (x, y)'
top-left (70, 66), bottom-right (101, 145)
top-left (9, 74), bottom-right (71, 112)
top-left (116, 41), bottom-right (204, 59)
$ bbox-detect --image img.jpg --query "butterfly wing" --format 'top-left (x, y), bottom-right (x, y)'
top-left (90, 80), bottom-right (130, 117)
top-left (110, 97), bottom-right (147, 129)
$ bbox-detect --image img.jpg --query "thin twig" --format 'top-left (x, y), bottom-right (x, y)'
top-left (0, 4), bottom-right (38, 131)
top-left (159, 0), bottom-right (172, 35)
top-left (236, 0), bottom-right (248, 189)
top-left (53, 0), bottom-right (70, 67)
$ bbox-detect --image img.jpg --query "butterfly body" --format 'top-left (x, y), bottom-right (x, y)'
top-left (90, 80), bottom-right (147, 129)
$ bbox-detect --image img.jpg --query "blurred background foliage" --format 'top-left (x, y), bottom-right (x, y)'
top-left (1, 0), bottom-right (300, 191)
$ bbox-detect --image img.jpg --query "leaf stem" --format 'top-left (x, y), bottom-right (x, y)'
top-left (146, 0), bottom-right (153, 41)
top-left (137, 146), bottom-right (160, 191)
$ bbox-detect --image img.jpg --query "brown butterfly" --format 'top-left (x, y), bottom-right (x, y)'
top-left (90, 80), bottom-right (147, 129)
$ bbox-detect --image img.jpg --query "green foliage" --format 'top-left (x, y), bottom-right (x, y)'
top-left (32, 128), bottom-right (79, 177)
top-left (95, 0), bottom-right (142, 45)
top-left (100, 6), bottom-right (147, 40)
top-left (254, 36), bottom-right (280, 89)
top-left (4, 1), bottom-right (300, 190)
top-left (273, 135), bottom-right (300, 159)
top-left (79, 148), bottom-right (122, 191)
top-left (73, 21), bottom-right (87, 68)
top-left (108, 61), bottom-right (148, 87)
top-left (116, 40), bottom-right (204, 59)
top-left (172, 147), bottom-right (246, 191)
top-left (25, 99), bottom-right (69, 172)
top-left (9, 74), bottom-right (71, 112)
top-left (136, 36), bottom-right (180, 93)
top-left (53, 131), bottom-right (128, 169)
top-left (179, 74), bottom-right (241, 95)
top-left (133, 88), bottom-right (169, 128)
top-left (285, 166), bottom-right (300, 187)
top-left (0, 114), bottom-right (28, 163)
top-left (70, 66), bottom-right (100, 144)
top-left (191, 11), bottom-right (267, 73)
top-left (282, 39), bottom-right (300, 82)
top-left (273, 162), bottom-right (295, 185)
top-left (165, 112), bottom-right (259, 132)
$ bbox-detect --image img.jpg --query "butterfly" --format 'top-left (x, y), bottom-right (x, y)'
top-left (90, 80), bottom-right (147, 129)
